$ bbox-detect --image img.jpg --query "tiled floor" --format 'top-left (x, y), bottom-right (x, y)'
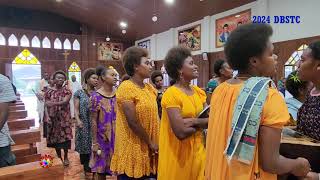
top-left (37, 124), bottom-right (116, 180)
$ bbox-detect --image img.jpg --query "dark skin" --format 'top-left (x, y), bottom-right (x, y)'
top-left (44, 73), bottom-right (71, 165)
top-left (227, 41), bottom-right (310, 177)
top-left (121, 57), bottom-right (158, 153)
top-left (206, 62), bottom-right (233, 104)
top-left (166, 56), bottom-right (208, 140)
top-left (90, 69), bottom-right (117, 180)
top-left (74, 74), bottom-right (98, 129)
top-left (0, 103), bottom-right (9, 130)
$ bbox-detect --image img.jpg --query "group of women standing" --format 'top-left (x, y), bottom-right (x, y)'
top-left (43, 23), bottom-right (320, 180)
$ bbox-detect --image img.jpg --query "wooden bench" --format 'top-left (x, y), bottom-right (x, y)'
top-left (10, 102), bottom-right (25, 106)
top-left (9, 105), bottom-right (25, 111)
top-left (8, 118), bottom-right (35, 131)
top-left (0, 160), bottom-right (64, 180)
top-left (10, 129), bottom-right (41, 164)
top-left (8, 110), bottom-right (28, 120)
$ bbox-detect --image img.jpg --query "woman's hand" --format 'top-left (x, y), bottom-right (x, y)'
top-left (299, 172), bottom-right (319, 180)
top-left (76, 119), bottom-right (83, 128)
top-left (92, 143), bottom-right (99, 152)
top-left (291, 157), bottom-right (311, 177)
top-left (46, 101), bottom-right (55, 107)
top-left (148, 141), bottom-right (159, 155)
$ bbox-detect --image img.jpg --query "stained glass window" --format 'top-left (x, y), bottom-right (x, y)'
top-left (31, 36), bottom-right (41, 48)
top-left (63, 39), bottom-right (71, 50)
top-left (73, 39), bottom-right (80, 50)
top-left (68, 62), bottom-right (81, 82)
top-left (13, 49), bottom-right (40, 64)
top-left (8, 34), bottom-right (18, 46)
top-left (42, 37), bottom-right (51, 48)
top-left (285, 44), bottom-right (308, 78)
top-left (54, 38), bottom-right (62, 49)
top-left (20, 35), bottom-right (30, 47)
top-left (68, 62), bottom-right (81, 72)
top-left (0, 33), bottom-right (5, 45)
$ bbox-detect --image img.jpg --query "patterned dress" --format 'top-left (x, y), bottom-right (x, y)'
top-left (89, 91), bottom-right (116, 174)
top-left (297, 93), bottom-right (320, 141)
top-left (74, 89), bottom-right (92, 154)
top-left (45, 87), bottom-right (73, 149)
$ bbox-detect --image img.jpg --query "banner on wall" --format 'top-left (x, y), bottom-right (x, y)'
top-left (97, 42), bottom-right (123, 61)
top-left (178, 24), bottom-right (201, 51)
top-left (137, 40), bottom-right (151, 55)
top-left (215, 9), bottom-right (251, 48)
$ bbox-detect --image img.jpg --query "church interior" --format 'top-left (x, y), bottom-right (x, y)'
top-left (0, 0), bottom-right (320, 180)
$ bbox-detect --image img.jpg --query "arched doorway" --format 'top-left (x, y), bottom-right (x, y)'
top-left (285, 44), bottom-right (308, 78)
top-left (12, 49), bottom-right (41, 125)
top-left (68, 61), bottom-right (81, 83)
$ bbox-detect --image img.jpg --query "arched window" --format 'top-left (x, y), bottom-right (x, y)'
top-left (20, 35), bottom-right (30, 47)
top-left (54, 38), bottom-right (62, 49)
top-left (73, 39), bottom-right (80, 50)
top-left (68, 61), bottom-right (81, 82)
top-left (285, 44), bottom-right (308, 78)
top-left (31, 36), bottom-right (41, 48)
top-left (42, 37), bottom-right (51, 48)
top-left (8, 34), bottom-right (18, 46)
top-left (0, 33), bottom-right (5, 45)
top-left (13, 49), bottom-right (40, 65)
top-left (63, 39), bottom-right (71, 50)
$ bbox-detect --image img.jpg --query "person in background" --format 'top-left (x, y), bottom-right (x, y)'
top-left (219, 24), bottom-right (230, 43)
top-left (74, 68), bottom-right (98, 177)
top-left (43, 75), bottom-right (55, 139)
top-left (89, 66), bottom-right (117, 180)
top-left (205, 23), bottom-right (310, 180)
top-left (70, 75), bottom-right (82, 119)
top-left (0, 74), bottom-right (17, 168)
top-left (285, 71), bottom-right (312, 125)
top-left (44, 70), bottom-right (73, 167)
top-left (151, 70), bottom-right (166, 118)
top-left (206, 59), bottom-right (233, 104)
top-left (111, 47), bottom-right (159, 180)
top-left (37, 72), bottom-right (50, 123)
top-left (157, 46), bottom-right (208, 180)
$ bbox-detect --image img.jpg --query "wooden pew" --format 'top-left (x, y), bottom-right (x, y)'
top-left (12, 144), bottom-right (37, 157)
top-left (0, 160), bottom-right (64, 180)
top-left (8, 110), bottom-right (28, 120)
top-left (8, 118), bottom-right (35, 131)
top-left (10, 102), bottom-right (24, 106)
top-left (10, 129), bottom-right (41, 145)
top-left (9, 105), bottom-right (25, 111)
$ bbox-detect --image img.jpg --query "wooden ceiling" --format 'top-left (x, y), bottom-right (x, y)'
top-left (0, 0), bottom-right (255, 41)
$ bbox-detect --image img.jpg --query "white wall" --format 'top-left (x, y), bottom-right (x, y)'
top-left (136, 0), bottom-right (320, 60)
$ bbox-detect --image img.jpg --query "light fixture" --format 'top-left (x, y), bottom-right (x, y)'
top-left (152, 15), bottom-right (158, 22)
top-left (106, 36), bottom-right (110, 41)
top-left (165, 0), bottom-right (174, 4)
top-left (92, 42), bottom-right (96, 46)
top-left (122, 29), bottom-right (126, 34)
top-left (235, 15), bottom-right (240, 18)
top-left (56, 0), bottom-right (63, 2)
top-left (119, 21), bottom-right (127, 28)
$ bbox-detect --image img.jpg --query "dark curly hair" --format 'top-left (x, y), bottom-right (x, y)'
top-left (164, 46), bottom-right (191, 82)
top-left (83, 68), bottom-right (96, 84)
top-left (151, 70), bottom-right (163, 84)
top-left (224, 23), bottom-right (273, 72)
top-left (122, 46), bottom-right (148, 76)
top-left (308, 41), bottom-right (320, 60)
top-left (121, 74), bottom-right (130, 82)
top-left (52, 70), bottom-right (67, 80)
top-left (213, 59), bottom-right (226, 77)
top-left (285, 71), bottom-right (309, 98)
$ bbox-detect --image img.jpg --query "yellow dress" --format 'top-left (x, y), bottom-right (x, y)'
top-left (158, 85), bottom-right (206, 180)
top-left (110, 80), bottom-right (159, 178)
top-left (205, 82), bottom-right (290, 180)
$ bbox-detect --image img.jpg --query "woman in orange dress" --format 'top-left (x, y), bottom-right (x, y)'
top-left (205, 23), bottom-right (311, 180)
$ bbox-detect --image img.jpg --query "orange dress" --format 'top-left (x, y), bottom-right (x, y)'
top-left (205, 82), bottom-right (290, 180)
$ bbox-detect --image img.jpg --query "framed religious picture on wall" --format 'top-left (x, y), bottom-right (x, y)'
top-left (97, 42), bottom-right (123, 61)
top-left (138, 39), bottom-right (151, 54)
top-left (178, 24), bottom-right (201, 51)
top-left (215, 9), bottom-right (251, 48)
